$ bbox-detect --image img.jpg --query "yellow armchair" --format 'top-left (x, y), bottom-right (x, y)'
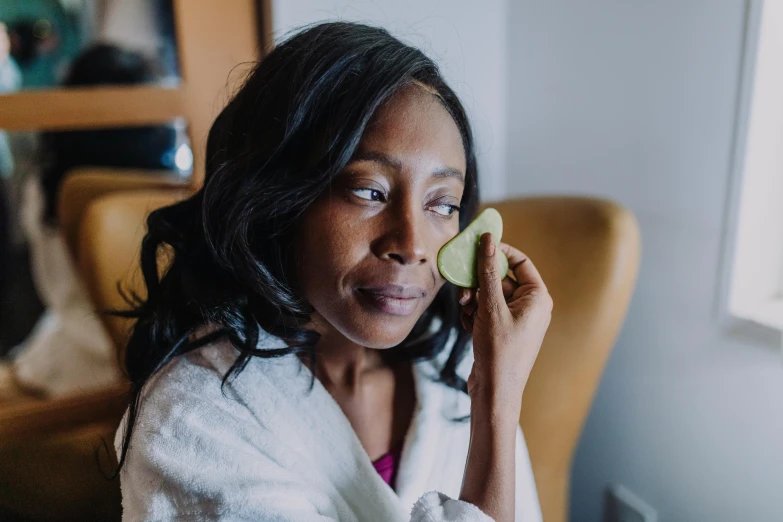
top-left (488, 197), bottom-right (639, 522)
top-left (0, 190), bottom-right (639, 522)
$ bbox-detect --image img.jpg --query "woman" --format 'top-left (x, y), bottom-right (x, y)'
top-left (116, 22), bottom-right (552, 522)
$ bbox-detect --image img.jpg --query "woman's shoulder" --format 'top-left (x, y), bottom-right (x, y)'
top-left (144, 339), bottom-right (241, 399)
top-left (139, 329), bottom-right (298, 391)
top-left (117, 340), bottom-right (265, 448)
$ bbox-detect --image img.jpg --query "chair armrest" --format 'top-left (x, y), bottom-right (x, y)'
top-left (0, 384), bottom-right (130, 442)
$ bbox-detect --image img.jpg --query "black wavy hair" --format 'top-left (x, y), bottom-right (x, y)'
top-left (114, 22), bottom-right (480, 473)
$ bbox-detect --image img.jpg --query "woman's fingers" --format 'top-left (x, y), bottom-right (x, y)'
top-left (477, 233), bottom-right (508, 320)
top-left (460, 274), bottom-right (516, 331)
top-left (459, 276), bottom-right (516, 323)
top-left (462, 300), bottom-right (477, 317)
top-left (456, 242), bottom-right (518, 331)
top-left (459, 287), bottom-right (476, 306)
top-left (498, 242), bottom-right (547, 292)
top-left (501, 277), bottom-right (517, 300)
top-left (456, 239), bottom-right (520, 328)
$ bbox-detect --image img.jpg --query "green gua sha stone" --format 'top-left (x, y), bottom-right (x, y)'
top-left (437, 208), bottom-right (509, 288)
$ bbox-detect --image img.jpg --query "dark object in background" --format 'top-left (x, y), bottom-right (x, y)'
top-left (38, 126), bottom-right (177, 225)
top-left (156, 0), bottom-right (179, 78)
top-left (38, 44), bottom-right (177, 225)
top-left (0, 179), bottom-right (44, 355)
top-left (60, 43), bottom-right (158, 86)
top-left (7, 20), bottom-right (40, 66)
top-left (7, 19), bottom-right (58, 67)
top-left (0, 179), bottom-right (8, 321)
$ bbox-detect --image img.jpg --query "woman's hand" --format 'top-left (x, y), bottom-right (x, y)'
top-left (456, 234), bottom-right (551, 521)
top-left (458, 233), bottom-right (552, 407)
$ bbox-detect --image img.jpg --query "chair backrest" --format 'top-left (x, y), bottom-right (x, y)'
top-left (59, 167), bottom-right (189, 263)
top-left (485, 197), bottom-right (640, 522)
top-left (77, 189), bottom-right (189, 355)
top-left (77, 192), bottom-right (638, 522)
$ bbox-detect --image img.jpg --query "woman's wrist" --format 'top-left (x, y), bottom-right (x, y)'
top-left (469, 360), bottom-right (526, 410)
top-left (462, 382), bottom-right (520, 522)
top-left (469, 379), bottom-right (524, 427)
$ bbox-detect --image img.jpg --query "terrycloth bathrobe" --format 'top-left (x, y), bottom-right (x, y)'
top-left (116, 333), bottom-right (543, 521)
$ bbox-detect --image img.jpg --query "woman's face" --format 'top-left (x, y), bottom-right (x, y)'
top-left (295, 85), bottom-right (466, 349)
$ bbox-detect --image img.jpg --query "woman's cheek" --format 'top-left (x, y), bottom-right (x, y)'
top-left (295, 201), bottom-right (367, 291)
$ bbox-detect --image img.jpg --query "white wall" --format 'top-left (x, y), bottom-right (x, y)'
top-left (506, 1), bottom-right (783, 521)
top-left (729, 0), bottom-right (783, 320)
top-left (271, 0), bottom-right (508, 200)
top-left (272, 1), bottom-right (783, 520)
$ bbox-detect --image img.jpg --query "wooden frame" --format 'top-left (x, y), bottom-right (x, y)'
top-left (0, 0), bottom-right (262, 187)
top-left (0, 384), bottom-right (129, 442)
top-left (0, 85), bottom-right (183, 131)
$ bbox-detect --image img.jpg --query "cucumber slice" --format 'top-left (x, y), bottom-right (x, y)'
top-left (437, 208), bottom-right (509, 288)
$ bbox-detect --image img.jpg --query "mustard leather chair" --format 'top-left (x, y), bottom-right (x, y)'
top-left (78, 190), bottom-right (190, 352)
top-left (0, 192), bottom-right (638, 521)
top-left (0, 174), bottom-right (188, 521)
top-left (83, 194), bottom-right (638, 522)
top-left (487, 198), bottom-right (640, 522)
top-left (58, 167), bottom-right (189, 262)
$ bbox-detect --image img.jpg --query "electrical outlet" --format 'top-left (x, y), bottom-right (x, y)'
top-left (604, 484), bottom-right (657, 522)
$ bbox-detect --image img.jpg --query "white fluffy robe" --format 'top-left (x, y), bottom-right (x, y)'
top-left (116, 336), bottom-right (542, 521)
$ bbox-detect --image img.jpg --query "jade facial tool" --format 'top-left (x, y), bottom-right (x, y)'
top-left (437, 208), bottom-right (509, 288)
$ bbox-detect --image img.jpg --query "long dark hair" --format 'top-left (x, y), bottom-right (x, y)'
top-left (115, 22), bottom-right (480, 473)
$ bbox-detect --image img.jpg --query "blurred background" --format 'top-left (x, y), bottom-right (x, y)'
top-left (0, 1), bottom-right (781, 521)
top-left (0, 0), bottom-right (188, 355)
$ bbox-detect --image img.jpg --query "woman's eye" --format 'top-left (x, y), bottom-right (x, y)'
top-left (431, 204), bottom-right (460, 217)
top-left (351, 188), bottom-right (386, 202)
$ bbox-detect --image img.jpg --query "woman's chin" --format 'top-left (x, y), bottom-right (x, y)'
top-left (338, 315), bottom-right (418, 350)
top-left (362, 337), bottom-right (408, 350)
top-left (310, 304), bottom-right (423, 349)
top-left (347, 325), bottom-right (413, 350)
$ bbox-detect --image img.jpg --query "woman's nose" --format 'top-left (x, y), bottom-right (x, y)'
top-left (373, 205), bottom-right (428, 266)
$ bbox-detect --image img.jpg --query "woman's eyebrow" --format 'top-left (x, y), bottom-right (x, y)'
top-left (351, 150), bottom-right (403, 170)
top-left (351, 150), bottom-right (464, 184)
top-left (432, 167), bottom-right (465, 184)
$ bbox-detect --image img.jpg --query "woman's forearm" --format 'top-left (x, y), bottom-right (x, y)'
top-left (456, 235), bottom-right (551, 521)
top-left (459, 391), bottom-right (521, 522)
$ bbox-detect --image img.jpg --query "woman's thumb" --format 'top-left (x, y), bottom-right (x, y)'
top-left (477, 233), bottom-right (505, 317)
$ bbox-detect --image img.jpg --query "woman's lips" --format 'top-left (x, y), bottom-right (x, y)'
top-left (356, 285), bottom-right (426, 317)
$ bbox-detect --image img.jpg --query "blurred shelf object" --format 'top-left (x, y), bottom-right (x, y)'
top-left (0, 85), bottom-right (184, 132)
